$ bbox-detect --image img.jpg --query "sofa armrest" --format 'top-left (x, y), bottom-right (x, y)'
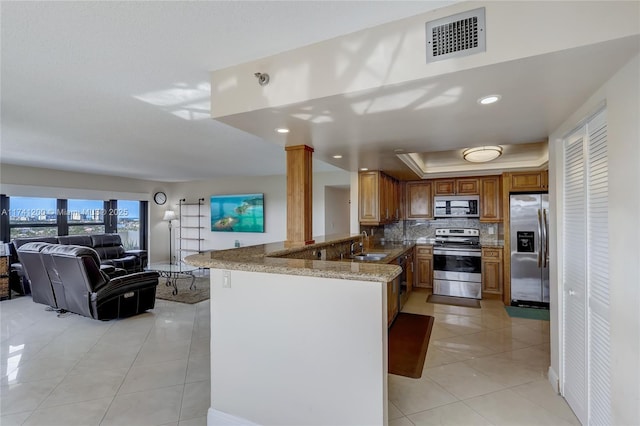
top-left (100, 265), bottom-right (128, 279)
top-left (125, 250), bottom-right (148, 266)
top-left (95, 271), bottom-right (159, 301)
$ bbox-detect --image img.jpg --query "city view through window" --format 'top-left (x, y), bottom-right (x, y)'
top-left (7, 197), bottom-right (141, 249)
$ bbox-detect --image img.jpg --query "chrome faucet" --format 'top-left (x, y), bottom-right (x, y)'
top-left (360, 231), bottom-right (368, 253)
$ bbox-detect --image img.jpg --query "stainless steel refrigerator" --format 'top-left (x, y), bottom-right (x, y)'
top-left (510, 193), bottom-right (549, 307)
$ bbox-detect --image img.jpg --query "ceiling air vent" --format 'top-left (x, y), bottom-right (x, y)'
top-left (425, 7), bottom-right (485, 63)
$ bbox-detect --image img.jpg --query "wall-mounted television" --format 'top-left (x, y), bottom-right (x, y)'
top-left (210, 193), bottom-right (264, 233)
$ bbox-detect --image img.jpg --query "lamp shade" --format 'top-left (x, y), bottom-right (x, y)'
top-left (162, 210), bottom-right (177, 221)
top-left (463, 146), bottom-right (503, 163)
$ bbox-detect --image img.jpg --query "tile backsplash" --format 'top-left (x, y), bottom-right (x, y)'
top-left (378, 219), bottom-right (504, 245)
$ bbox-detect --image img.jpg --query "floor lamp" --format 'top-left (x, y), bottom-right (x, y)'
top-left (163, 210), bottom-right (177, 264)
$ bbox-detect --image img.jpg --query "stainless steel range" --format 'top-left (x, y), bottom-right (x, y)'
top-left (433, 228), bottom-right (482, 299)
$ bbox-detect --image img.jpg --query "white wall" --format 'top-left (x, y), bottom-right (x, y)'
top-left (350, 172), bottom-right (360, 233)
top-left (313, 171), bottom-right (351, 237)
top-left (324, 186), bottom-right (350, 235)
top-left (0, 164), bottom-right (351, 260)
top-left (548, 54), bottom-right (640, 424)
top-left (211, 1), bottom-right (640, 117)
top-left (208, 268), bottom-right (387, 425)
top-left (169, 170), bottom-right (350, 251)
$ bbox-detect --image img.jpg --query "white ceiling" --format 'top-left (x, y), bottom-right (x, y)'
top-left (217, 35), bottom-right (639, 178)
top-left (0, 0), bottom-right (457, 182)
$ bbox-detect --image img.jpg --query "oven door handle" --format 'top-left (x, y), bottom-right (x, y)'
top-left (433, 249), bottom-right (481, 257)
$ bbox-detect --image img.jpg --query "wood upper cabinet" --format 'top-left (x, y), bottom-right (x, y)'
top-left (405, 181), bottom-right (433, 219)
top-left (480, 176), bottom-right (502, 222)
top-left (359, 171), bottom-right (380, 224)
top-left (506, 170), bottom-right (549, 192)
top-left (359, 171), bottom-right (400, 225)
top-left (434, 178), bottom-right (479, 195)
top-left (481, 247), bottom-right (503, 295)
top-left (415, 245), bottom-right (433, 289)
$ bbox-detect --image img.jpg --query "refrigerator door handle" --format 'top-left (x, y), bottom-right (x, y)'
top-left (537, 209), bottom-right (543, 267)
top-left (543, 209), bottom-right (549, 267)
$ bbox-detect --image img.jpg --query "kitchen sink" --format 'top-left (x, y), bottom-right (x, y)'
top-left (351, 253), bottom-right (388, 261)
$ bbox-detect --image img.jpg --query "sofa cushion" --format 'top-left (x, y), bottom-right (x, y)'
top-left (58, 235), bottom-right (93, 247)
top-left (91, 234), bottom-right (122, 248)
top-left (12, 237), bottom-right (59, 251)
top-left (93, 245), bottom-right (126, 260)
top-left (17, 242), bottom-right (59, 307)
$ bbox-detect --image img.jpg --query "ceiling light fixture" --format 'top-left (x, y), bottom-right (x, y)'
top-left (478, 94), bottom-right (501, 105)
top-left (463, 146), bottom-right (503, 163)
top-left (275, 128), bottom-right (289, 134)
top-left (359, 167), bottom-right (369, 171)
top-left (332, 155), bottom-right (343, 159)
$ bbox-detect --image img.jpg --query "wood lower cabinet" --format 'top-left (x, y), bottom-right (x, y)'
top-left (434, 178), bottom-right (479, 195)
top-left (387, 278), bottom-right (399, 327)
top-left (482, 247), bottom-right (503, 296)
top-left (405, 181), bottom-right (433, 219)
top-left (415, 245), bottom-right (433, 289)
top-left (480, 176), bottom-right (502, 222)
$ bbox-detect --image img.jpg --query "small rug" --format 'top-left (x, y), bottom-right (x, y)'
top-left (388, 313), bottom-right (435, 379)
top-left (505, 306), bottom-right (550, 321)
top-left (155, 275), bottom-right (209, 304)
top-left (426, 294), bottom-right (481, 309)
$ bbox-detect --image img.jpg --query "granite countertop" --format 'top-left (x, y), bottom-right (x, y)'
top-left (185, 234), bottom-right (404, 283)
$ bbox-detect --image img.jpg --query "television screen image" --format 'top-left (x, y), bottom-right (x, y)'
top-left (210, 193), bottom-right (264, 233)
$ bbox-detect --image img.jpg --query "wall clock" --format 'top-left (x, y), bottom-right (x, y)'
top-left (153, 191), bottom-right (167, 205)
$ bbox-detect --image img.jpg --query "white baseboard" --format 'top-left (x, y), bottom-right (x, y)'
top-left (548, 366), bottom-right (560, 394)
top-left (208, 408), bottom-right (260, 426)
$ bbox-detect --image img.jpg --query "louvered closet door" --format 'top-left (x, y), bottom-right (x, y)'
top-left (587, 110), bottom-right (611, 425)
top-left (563, 126), bottom-right (588, 425)
top-left (562, 108), bottom-right (611, 425)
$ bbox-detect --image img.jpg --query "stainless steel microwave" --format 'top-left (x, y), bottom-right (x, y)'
top-left (434, 195), bottom-right (480, 218)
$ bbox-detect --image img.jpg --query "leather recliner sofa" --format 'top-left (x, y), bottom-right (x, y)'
top-left (10, 233), bottom-right (147, 295)
top-left (14, 241), bottom-right (59, 308)
top-left (17, 242), bottom-right (159, 320)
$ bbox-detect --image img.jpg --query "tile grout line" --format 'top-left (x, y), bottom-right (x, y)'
top-left (97, 316), bottom-right (155, 425)
top-left (19, 313), bottom-right (116, 423)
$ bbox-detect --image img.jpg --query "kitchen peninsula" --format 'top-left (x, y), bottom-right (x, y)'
top-left (185, 234), bottom-right (403, 425)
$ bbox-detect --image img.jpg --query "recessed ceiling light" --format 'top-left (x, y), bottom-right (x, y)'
top-left (359, 167), bottom-right (369, 171)
top-left (275, 128), bottom-right (290, 133)
top-left (332, 155), bottom-right (343, 159)
top-left (478, 95), bottom-right (501, 105)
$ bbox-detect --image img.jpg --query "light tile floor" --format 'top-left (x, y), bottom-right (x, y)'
top-left (1, 294), bottom-right (210, 426)
top-left (1, 287), bottom-right (578, 425)
top-left (390, 289), bottom-right (580, 426)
